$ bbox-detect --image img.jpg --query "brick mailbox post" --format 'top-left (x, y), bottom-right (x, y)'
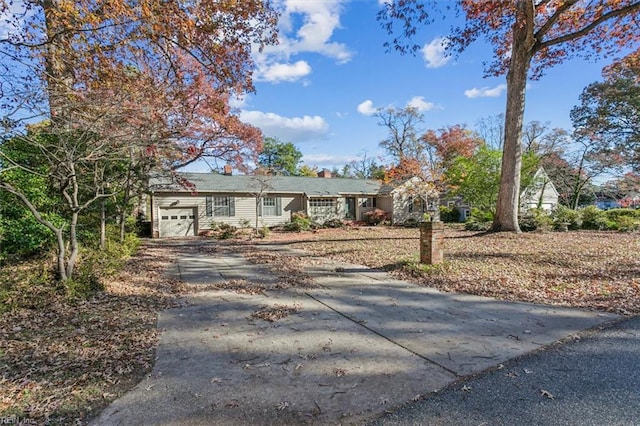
top-left (420, 221), bottom-right (444, 264)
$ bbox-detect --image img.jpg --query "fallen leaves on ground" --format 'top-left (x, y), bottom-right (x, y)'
top-left (207, 279), bottom-right (267, 295)
top-left (242, 248), bottom-right (316, 289)
top-left (251, 304), bottom-right (301, 322)
top-left (262, 227), bottom-right (640, 315)
top-left (0, 240), bottom-right (183, 424)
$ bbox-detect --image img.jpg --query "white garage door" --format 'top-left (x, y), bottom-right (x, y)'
top-left (159, 208), bottom-right (196, 237)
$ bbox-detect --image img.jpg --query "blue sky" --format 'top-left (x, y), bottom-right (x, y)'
top-left (200, 0), bottom-right (630, 174)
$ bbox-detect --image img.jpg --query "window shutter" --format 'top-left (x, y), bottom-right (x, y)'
top-left (206, 196), bottom-right (212, 217)
top-left (408, 196), bottom-right (414, 213)
top-left (258, 198), bottom-right (263, 217)
top-left (276, 197), bottom-right (282, 216)
top-left (229, 197), bottom-right (235, 216)
top-left (373, 198), bottom-right (377, 208)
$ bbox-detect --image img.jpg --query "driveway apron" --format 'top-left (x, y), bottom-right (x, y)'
top-left (92, 240), bottom-right (618, 425)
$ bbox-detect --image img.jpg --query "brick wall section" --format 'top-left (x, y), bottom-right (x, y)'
top-left (420, 221), bottom-right (444, 264)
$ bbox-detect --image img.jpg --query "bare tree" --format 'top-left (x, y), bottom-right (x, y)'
top-left (375, 106), bottom-right (425, 161)
top-left (475, 114), bottom-right (505, 150)
top-left (348, 150), bottom-right (384, 179)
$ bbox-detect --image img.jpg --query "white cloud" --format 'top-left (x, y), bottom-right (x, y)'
top-left (254, 0), bottom-right (352, 83)
top-left (258, 60), bottom-right (311, 83)
top-left (357, 100), bottom-right (377, 116)
top-left (464, 84), bottom-right (507, 99)
top-left (421, 37), bottom-right (451, 69)
top-left (229, 94), bottom-right (248, 109)
top-left (303, 153), bottom-right (359, 164)
top-left (240, 110), bottom-right (329, 143)
top-left (406, 96), bottom-right (435, 112)
top-left (281, 0), bottom-right (352, 63)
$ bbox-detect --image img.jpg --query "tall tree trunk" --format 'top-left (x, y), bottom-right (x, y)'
top-left (43, 0), bottom-right (75, 120)
top-left (491, 0), bottom-right (535, 233)
top-left (100, 199), bottom-right (106, 249)
top-left (66, 210), bottom-right (79, 279)
top-left (571, 155), bottom-right (586, 209)
top-left (54, 228), bottom-right (67, 281)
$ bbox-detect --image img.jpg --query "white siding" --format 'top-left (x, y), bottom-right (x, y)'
top-left (152, 192), bottom-right (302, 236)
top-left (376, 196), bottom-right (393, 216)
top-left (520, 168), bottom-right (559, 212)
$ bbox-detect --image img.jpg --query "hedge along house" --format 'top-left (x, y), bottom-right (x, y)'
top-left (149, 169), bottom-right (395, 237)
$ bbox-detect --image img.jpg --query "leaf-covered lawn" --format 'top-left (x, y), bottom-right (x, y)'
top-left (264, 226), bottom-right (640, 315)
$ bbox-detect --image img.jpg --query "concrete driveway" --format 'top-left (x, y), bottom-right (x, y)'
top-left (92, 239), bottom-right (618, 425)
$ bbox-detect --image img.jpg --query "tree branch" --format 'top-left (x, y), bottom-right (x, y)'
top-left (536, 2), bottom-right (640, 52)
top-left (535, 0), bottom-right (579, 41)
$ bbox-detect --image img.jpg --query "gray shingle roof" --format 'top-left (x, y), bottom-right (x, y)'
top-left (150, 172), bottom-right (393, 196)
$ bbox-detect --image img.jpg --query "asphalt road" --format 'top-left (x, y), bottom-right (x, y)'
top-left (371, 316), bottom-right (640, 426)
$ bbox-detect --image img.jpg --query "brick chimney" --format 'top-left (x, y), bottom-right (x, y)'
top-left (317, 169), bottom-right (332, 178)
top-left (223, 164), bottom-right (232, 176)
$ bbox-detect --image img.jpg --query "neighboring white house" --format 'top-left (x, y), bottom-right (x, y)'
top-left (520, 167), bottom-right (560, 212)
top-left (390, 176), bottom-right (440, 224)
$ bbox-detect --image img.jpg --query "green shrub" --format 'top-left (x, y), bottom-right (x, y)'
top-left (615, 215), bottom-right (640, 232)
top-left (257, 226), bottom-right (270, 238)
top-left (519, 208), bottom-right (553, 232)
top-left (79, 232), bottom-right (140, 278)
top-left (62, 274), bottom-right (103, 301)
top-left (323, 218), bottom-right (345, 228)
top-left (284, 212), bottom-right (312, 232)
top-left (438, 205), bottom-right (459, 223)
top-left (0, 214), bottom-right (58, 259)
top-left (363, 209), bottom-right (389, 225)
top-left (550, 205), bottom-right (582, 230)
top-left (464, 208), bottom-right (493, 231)
top-left (605, 208), bottom-right (640, 221)
top-left (580, 206), bottom-right (609, 230)
top-left (218, 223), bottom-right (238, 239)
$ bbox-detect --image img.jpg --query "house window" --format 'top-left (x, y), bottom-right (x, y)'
top-left (259, 197), bottom-right (282, 216)
top-left (463, 209), bottom-right (470, 219)
top-left (408, 195), bottom-right (425, 213)
top-left (309, 198), bottom-right (335, 208)
top-left (213, 196), bottom-right (235, 217)
top-left (205, 196), bottom-right (212, 217)
top-left (359, 197), bottom-right (376, 208)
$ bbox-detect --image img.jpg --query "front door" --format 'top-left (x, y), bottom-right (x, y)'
top-left (345, 197), bottom-right (356, 219)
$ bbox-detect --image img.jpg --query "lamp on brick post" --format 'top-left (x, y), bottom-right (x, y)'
top-left (420, 221), bottom-right (444, 264)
